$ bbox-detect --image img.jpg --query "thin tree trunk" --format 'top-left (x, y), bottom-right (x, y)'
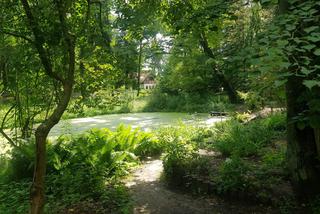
top-left (30, 83), bottom-right (73, 213)
top-left (0, 57), bottom-right (8, 93)
top-left (137, 39), bottom-right (143, 97)
top-left (199, 32), bottom-right (240, 104)
top-left (20, 0), bottom-right (76, 213)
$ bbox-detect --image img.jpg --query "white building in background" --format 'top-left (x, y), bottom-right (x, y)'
top-left (140, 73), bottom-right (156, 90)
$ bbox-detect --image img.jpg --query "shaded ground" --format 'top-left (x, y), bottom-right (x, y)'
top-left (125, 158), bottom-right (277, 214)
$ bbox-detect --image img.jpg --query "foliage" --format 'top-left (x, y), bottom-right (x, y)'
top-left (0, 180), bottom-right (31, 213)
top-left (145, 89), bottom-right (233, 113)
top-left (158, 123), bottom-right (213, 186)
top-left (0, 125), bottom-right (163, 212)
top-left (212, 121), bottom-right (270, 157)
top-left (160, 113), bottom-right (289, 206)
top-left (162, 133), bottom-right (198, 187)
top-left (251, 0), bottom-right (320, 128)
top-left (214, 156), bottom-right (251, 194)
top-left (211, 113), bottom-right (286, 157)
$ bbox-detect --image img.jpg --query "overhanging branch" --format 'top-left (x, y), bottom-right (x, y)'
top-left (0, 29), bottom-right (34, 43)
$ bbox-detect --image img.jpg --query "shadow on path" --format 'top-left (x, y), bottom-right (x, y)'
top-left (125, 159), bottom-right (276, 214)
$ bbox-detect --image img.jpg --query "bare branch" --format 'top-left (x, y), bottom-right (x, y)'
top-left (0, 104), bottom-right (18, 148)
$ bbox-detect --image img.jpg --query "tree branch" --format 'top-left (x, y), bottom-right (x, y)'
top-left (90, 0), bottom-right (112, 49)
top-left (0, 104), bottom-right (18, 149)
top-left (0, 29), bottom-right (34, 43)
top-left (54, 0), bottom-right (76, 83)
top-left (20, 0), bottom-right (64, 83)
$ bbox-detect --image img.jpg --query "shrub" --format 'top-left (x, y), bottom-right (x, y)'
top-left (158, 124), bottom-right (211, 187)
top-left (1, 140), bottom-right (35, 182)
top-left (212, 117), bottom-right (283, 157)
top-left (214, 156), bottom-right (251, 194)
top-left (0, 125), bottom-right (162, 213)
top-left (0, 180), bottom-right (30, 214)
top-left (261, 112), bottom-right (286, 132)
top-left (162, 136), bottom-right (198, 187)
top-left (144, 90), bottom-right (232, 113)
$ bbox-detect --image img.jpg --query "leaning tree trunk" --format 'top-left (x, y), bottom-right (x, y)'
top-left (31, 83), bottom-right (73, 213)
top-left (280, 0), bottom-right (320, 199)
top-left (20, 0), bottom-right (76, 213)
top-left (199, 32), bottom-right (240, 104)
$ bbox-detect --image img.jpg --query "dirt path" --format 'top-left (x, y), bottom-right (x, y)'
top-left (125, 159), bottom-right (276, 214)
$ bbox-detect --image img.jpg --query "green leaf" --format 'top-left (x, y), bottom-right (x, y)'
top-left (277, 40), bottom-right (289, 46)
top-left (303, 80), bottom-right (320, 89)
top-left (304, 26), bottom-right (318, 34)
top-left (275, 80), bottom-right (287, 87)
top-left (302, 44), bottom-right (316, 51)
top-left (286, 24), bottom-right (296, 31)
top-left (301, 67), bottom-right (314, 76)
top-left (306, 36), bottom-right (320, 43)
top-left (314, 49), bottom-right (320, 56)
top-left (310, 116), bottom-right (320, 129)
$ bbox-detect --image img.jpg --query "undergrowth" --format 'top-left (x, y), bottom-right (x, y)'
top-left (160, 113), bottom-right (307, 212)
top-left (0, 125), bottom-right (161, 213)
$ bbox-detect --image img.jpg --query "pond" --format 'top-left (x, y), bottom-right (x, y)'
top-left (49, 112), bottom-right (226, 137)
top-left (0, 112), bottom-right (226, 154)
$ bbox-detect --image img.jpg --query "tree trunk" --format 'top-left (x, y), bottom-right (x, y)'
top-left (286, 76), bottom-right (320, 199)
top-left (20, 0), bottom-right (76, 213)
top-left (137, 39), bottom-right (143, 97)
top-left (0, 56), bottom-right (8, 93)
top-left (280, 0), bottom-right (320, 199)
top-left (30, 83), bottom-right (73, 214)
top-left (199, 32), bottom-right (240, 104)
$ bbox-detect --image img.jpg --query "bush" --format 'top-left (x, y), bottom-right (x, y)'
top-left (214, 156), bottom-right (251, 194)
top-left (261, 112), bottom-right (286, 132)
top-left (0, 125), bottom-right (163, 213)
top-left (212, 114), bottom-right (286, 157)
top-left (158, 124), bottom-right (212, 187)
top-left (0, 140), bottom-right (35, 182)
top-left (159, 114), bottom-right (290, 205)
top-left (144, 90), bottom-right (232, 113)
top-left (0, 180), bottom-right (30, 214)
top-left (162, 136), bottom-right (198, 187)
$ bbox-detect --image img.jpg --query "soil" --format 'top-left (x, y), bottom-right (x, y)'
top-left (125, 158), bottom-right (278, 214)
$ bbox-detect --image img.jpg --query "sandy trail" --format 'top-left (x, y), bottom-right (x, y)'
top-left (125, 159), bottom-right (276, 214)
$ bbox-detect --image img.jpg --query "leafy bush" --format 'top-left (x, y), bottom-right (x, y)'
top-left (162, 136), bottom-right (198, 187)
top-left (261, 112), bottom-right (286, 132)
top-left (0, 140), bottom-right (35, 182)
top-left (144, 90), bottom-right (233, 113)
top-left (0, 180), bottom-right (30, 214)
top-left (158, 124), bottom-right (212, 187)
top-left (0, 125), bottom-right (163, 213)
top-left (64, 89), bottom-right (142, 119)
top-left (214, 156), bottom-right (251, 194)
top-left (212, 114), bottom-right (286, 157)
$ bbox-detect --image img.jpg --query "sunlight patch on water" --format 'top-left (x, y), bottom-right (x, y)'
top-left (71, 118), bottom-right (108, 124)
top-left (120, 116), bottom-right (141, 121)
top-left (204, 117), bottom-right (227, 125)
